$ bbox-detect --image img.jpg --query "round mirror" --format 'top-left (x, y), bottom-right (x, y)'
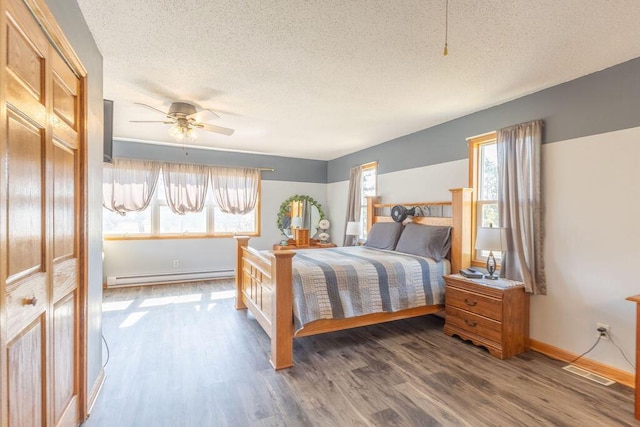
top-left (277, 195), bottom-right (326, 240)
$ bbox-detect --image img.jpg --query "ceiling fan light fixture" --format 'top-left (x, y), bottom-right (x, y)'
top-left (169, 123), bottom-right (198, 142)
top-left (132, 101), bottom-right (234, 137)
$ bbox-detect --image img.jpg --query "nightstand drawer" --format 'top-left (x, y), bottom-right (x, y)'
top-left (446, 306), bottom-right (502, 343)
top-left (446, 287), bottom-right (502, 321)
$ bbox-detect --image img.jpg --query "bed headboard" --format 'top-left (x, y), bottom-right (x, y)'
top-left (366, 188), bottom-right (472, 273)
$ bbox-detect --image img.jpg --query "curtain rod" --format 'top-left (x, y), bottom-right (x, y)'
top-left (110, 156), bottom-right (275, 172)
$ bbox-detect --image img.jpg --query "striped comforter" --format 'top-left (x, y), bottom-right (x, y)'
top-left (290, 246), bottom-right (448, 331)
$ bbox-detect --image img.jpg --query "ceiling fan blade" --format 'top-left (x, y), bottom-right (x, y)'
top-left (198, 122), bottom-right (235, 136)
top-left (129, 120), bottom-right (175, 124)
top-left (134, 102), bottom-right (169, 117)
top-left (187, 108), bottom-right (220, 122)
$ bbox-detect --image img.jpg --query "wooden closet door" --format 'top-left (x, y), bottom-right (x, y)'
top-left (50, 49), bottom-right (81, 427)
top-left (3, 1), bottom-right (50, 425)
top-left (1, 0), bottom-right (82, 426)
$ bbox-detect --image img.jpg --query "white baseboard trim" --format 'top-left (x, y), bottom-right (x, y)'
top-left (106, 269), bottom-right (234, 288)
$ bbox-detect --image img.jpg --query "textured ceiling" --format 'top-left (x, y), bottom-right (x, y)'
top-left (77, 0), bottom-right (640, 160)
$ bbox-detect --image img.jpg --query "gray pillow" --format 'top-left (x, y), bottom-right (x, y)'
top-left (364, 222), bottom-right (404, 250)
top-left (394, 223), bottom-right (452, 261)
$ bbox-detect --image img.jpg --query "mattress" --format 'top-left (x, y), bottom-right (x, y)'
top-left (289, 246), bottom-right (449, 331)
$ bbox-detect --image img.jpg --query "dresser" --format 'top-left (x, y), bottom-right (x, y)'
top-left (626, 294), bottom-right (640, 420)
top-left (444, 274), bottom-right (529, 359)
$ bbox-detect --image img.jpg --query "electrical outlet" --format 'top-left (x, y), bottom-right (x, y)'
top-left (173, 259), bottom-right (179, 268)
top-left (596, 322), bottom-right (610, 340)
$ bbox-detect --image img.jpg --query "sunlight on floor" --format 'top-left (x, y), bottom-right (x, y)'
top-left (119, 311), bottom-right (148, 328)
top-left (139, 293), bottom-right (203, 308)
top-left (102, 300), bottom-right (133, 312)
top-left (210, 290), bottom-right (235, 300)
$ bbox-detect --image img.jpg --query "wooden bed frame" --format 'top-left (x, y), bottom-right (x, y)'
top-left (234, 188), bottom-right (472, 370)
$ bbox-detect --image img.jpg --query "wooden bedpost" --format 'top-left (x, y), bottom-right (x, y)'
top-left (234, 236), bottom-right (250, 310)
top-left (270, 250), bottom-right (296, 370)
top-left (449, 188), bottom-right (473, 274)
top-left (366, 196), bottom-right (379, 234)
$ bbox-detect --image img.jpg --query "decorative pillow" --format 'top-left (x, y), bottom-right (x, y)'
top-left (364, 222), bottom-right (404, 250)
top-left (394, 223), bottom-right (452, 261)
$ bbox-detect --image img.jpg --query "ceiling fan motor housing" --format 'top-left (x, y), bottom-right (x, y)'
top-left (168, 102), bottom-right (197, 118)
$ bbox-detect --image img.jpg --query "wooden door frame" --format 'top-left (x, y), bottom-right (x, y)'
top-left (0, 0), bottom-right (8, 424)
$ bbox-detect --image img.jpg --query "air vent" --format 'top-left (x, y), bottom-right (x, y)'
top-left (562, 365), bottom-right (615, 386)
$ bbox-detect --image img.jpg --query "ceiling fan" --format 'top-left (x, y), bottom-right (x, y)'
top-left (131, 101), bottom-right (235, 141)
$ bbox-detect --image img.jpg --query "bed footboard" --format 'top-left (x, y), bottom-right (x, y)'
top-left (234, 237), bottom-right (295, 370)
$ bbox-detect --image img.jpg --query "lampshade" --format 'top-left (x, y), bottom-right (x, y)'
top-left (346, 221), bottom-right (360, 236)
top-left (290, 216), bottom-right (303, 228)
top-left (475, 226), bottom-right (507, 251)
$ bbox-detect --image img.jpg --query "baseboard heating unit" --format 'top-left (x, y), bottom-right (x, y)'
top-left (562, 365), bottom-right (615, 386)
top-left (106, 270), bottom-right (234, 288)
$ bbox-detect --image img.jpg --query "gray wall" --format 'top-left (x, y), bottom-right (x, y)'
top-left (45, 0), bottom-right (104, 406)
top-left (118, 55), bottom-right (640, 185)
top-left (114, 140), bottom-right (327, 183)
top-left (328, 56), bottom-right (640, 181)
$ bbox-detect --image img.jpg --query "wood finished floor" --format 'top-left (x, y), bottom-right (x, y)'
top-left (83, 280), bottom-right (637, 427)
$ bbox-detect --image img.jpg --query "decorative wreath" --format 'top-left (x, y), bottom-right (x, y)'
top-left (277, 194), bottom-right (326, 233)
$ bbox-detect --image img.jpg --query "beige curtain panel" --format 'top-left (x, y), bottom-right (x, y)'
top-left (210, 167), bottom-right (260, 215)
top-left (103, 158), bottom-right (161, 215)
top-left (343, 165), bottom-right (363, 246)
top-left (162, 162), bottom-right (210, 215)
top-left (497, 119), bottom-right (546, 295)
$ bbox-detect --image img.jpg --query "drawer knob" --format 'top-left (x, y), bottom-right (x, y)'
top-left (24, 295), bottom-right (37, 306)
top-left (464, 298), bottom-right (477, 306)
top-left (464, 319), bottom-right (477, 327)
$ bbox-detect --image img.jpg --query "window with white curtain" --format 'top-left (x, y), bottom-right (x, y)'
top-left (359, 162), bottom-right (377, 240)
top-left (103, 161), bottom-right (260, 238)
top-left (469, 133), bottom-right (500, 263)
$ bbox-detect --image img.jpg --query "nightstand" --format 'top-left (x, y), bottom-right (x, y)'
top-left (443, 274), bottom-right (529, 359)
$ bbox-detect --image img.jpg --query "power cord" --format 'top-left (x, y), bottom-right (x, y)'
top-left (608, 334), bottom-right (635, 370)
top-left (570, 335), bottom-right (601, 364)
top-left (102, 333), bottom-right (110, 368)
top-left (569, 328), bottom-right (635, 370)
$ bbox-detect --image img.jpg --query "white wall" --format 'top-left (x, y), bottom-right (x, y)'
top-left (535, 126), bottom-right (640, 372)
top-left (327, 180), bottom-right (349, 246)
top-left (327, 131), bottom-right (639, 374)
top-left (103, 180), bottom-right (328, 278)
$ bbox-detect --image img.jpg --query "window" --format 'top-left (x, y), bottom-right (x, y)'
top-left (359, 162), bottom-right (377, 240)
top-left (469, 133), bottom-right (500, 264)
top-left (104, 171), bottom-right (259, 239)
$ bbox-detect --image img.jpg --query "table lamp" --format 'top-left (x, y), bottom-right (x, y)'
top-left (346, 221), bottom-right (360, 246)
top-left (475, 224), bottom-right (507, 280)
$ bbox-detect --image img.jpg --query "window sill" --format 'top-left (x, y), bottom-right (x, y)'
top-left (104, 233), bottom-right (260, 241)
top-left (471, 259), bottom-right (502, 270)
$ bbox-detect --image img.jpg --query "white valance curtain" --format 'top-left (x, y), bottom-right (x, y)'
top-left (162, 162), bottom-right (210, 215)
top-left (103, 158), bottom-right (261, 216)
top-left (103, 158), bottom-right (160, 215)
top-left (210, 167), bottom-right (260, 215)
top-left (497, 119), bottom-right (546, 295)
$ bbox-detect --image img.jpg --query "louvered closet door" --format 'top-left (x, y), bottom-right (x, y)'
top-left (1, 0), bottom-right (82, 425)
